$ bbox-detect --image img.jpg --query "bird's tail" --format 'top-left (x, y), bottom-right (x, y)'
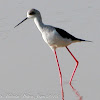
top-left (77, 38), bottom-right (92, 42)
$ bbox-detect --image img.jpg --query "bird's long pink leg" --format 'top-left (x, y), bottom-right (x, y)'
top-left (54, 50), bottom-right (64, 100)
top-left (66, 47), bottom-right (79, 85)
top-left (66, 47), bottom-right (82, 99)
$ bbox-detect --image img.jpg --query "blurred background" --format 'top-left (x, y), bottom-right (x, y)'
top-left (0, 0), bottom-right (99, 100)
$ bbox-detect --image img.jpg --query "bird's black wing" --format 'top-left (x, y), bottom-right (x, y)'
top-left (55, 27), bottom-right (77, 40)
top-left (55, 27), bottom-right (90, 42)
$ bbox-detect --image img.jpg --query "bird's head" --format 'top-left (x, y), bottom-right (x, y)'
top-left (27, 9), bottom-right (40, 19)
top-left (14, 8), bottom-right (40, 28)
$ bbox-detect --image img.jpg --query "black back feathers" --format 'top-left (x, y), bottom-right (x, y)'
top-left (55, 27), bottom-right (77, 40)
top-left (55, 27), bottom-right (91, 42)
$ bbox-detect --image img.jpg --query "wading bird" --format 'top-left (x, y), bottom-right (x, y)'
top-left (14, 9), bottom-right (91, 100)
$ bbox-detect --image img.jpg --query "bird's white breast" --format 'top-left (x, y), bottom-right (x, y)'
top-left (34, 18), bottom-right (73, 49)
top-left (41, 26), bottom-right (72, 49)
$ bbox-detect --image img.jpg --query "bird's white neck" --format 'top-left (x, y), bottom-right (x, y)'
top-left (34, 16), bottom-right (44, 33)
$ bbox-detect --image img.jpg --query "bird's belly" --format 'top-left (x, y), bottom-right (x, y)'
top-left (42, 31), bottom-right (72, 48)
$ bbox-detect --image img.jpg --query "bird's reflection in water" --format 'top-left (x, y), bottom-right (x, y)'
top-left (70, 83), bottom-right (82, 100)
top-left (64, 80), bottom-right (82, 100)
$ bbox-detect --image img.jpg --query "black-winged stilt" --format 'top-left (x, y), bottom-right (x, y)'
top-left (14, 9), bottom-right (91, 100)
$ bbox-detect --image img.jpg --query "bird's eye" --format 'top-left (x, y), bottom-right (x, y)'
top-left (29, 11), bottom-right (35, 15)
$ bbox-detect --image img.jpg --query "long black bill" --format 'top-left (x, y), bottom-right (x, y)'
top-left (14, 17), bottom-right (28, 28)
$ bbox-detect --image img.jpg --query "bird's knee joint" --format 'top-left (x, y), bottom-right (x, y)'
top-left (76, 60), bottom-right (79, 64)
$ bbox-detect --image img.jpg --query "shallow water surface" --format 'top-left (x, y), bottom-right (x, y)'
top-left (0, 0), bottom-right (99, 100)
